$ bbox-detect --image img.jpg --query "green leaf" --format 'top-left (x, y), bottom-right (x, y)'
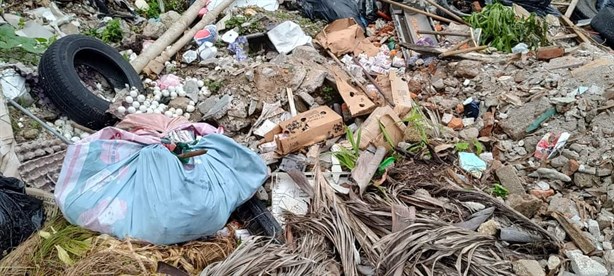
top-left (378, 156), bottom-right (396, 173)
top-left (454, 141), bottom-right (470, 152)
top-left (55, 245), bottom-right (74, 266)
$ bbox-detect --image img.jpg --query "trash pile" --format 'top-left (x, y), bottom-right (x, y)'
top-left (1, 0), bottom-right (614, 275)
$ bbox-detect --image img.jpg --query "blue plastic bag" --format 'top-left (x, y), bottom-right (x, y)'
top-left (56, 130), bottom-right (268, 245)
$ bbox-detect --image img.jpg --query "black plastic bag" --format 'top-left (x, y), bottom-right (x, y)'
top-left (0, 176), bottom-right (44, 255)
top-left (298, 0), bottom-right (368, 28)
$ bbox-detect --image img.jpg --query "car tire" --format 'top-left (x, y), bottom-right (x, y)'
top-left (39, 35), bottom-right (143, 130)
top-left (591, 6), bottom-right (614, 48)
top-left (576, 0), bottom-right (599, 19)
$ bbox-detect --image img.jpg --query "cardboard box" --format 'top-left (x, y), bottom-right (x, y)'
top-left (332, 67), bottom-right (376, 117)
top-left (389, 71), bottom-right (413, 118)
top-left (275, 106), bottom-right (345, 154)
top-left (356, 106), bottom-right (407, 150)
top-left (315, 18), bottom-right (378, 57)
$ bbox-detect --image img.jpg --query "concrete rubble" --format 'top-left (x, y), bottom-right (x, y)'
top-left (1, 0), bottom-right (614, 275)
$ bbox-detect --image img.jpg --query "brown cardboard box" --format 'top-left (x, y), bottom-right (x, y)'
top-left (389, 71), bottom-right (413, 118)
top-left (356, 106), bottom-right (407, 150)
top-left (275, 106), bottom-right (345, 154)
top-left (315, 18), bottom-right (378, 57)
top-left (332, 67), bottom-right (376, 117)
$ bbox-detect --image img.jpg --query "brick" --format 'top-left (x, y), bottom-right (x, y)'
top-left (536, 46), bottom-right (565, 61)
top-left (447, 117), bottom-right (464, 130)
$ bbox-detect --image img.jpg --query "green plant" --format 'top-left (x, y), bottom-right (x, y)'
top-left (101, 19), bottom-right (123, 43)
top-left (491, 183), bottom-right (509, 199)
top-left (454, 139), bottom-right (485, 155)
top-left (37, 222), bottom-right (95, 266)
top-left (403, 107), bottom-right (428, 142)
top-left (165, 0), bottom-right (187, 13)
top-left (204, 79), bottom-right (224, 93)
top-left (334, 127), bottom-right (361, 170)
top-left (0, 24), bottom-right (47, 54)
top-left (138, 0), bottom-right (160, 18)
top-left (379, 121), bottom-right (396, 150)
top-left (466, 2), bottom-right (548, 52)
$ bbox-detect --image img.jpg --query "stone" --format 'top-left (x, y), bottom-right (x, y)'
top-left (506, 194), bottom-right (542, 218)
top-left (530, 189), bottom-right (555, 200)
top-left (291, 46), bottom-right (327, 64)
top-left (562, 149), bottom-right (581, 160)
top-left (563, 159), bottom-right (580, 176)
top-left (459, 127), bottom-right (479, 140)
top-left (574, 173), bottom-right (598, 188)
top-left (227, 99), bottom-right (248, 118)
top-left (183, 80), bottom-right (200, 101)
top-left (22, 129), bottom-right (39, 140)
top-left (603, 242), bottom-right (613, 251)
top-left (60, 22), bottom-right (79, 35)
top-left (596, 210), bottom-right (614, 230)
top-left (462, 117), bottom-right (475, 127)
top-left (299, 68), bottom-right (327, 93)
top-left (499, 97), bottom-right (552, 140)
top-left (477, 219), bottom-right (500, 236)
top-left (548, 255), bottom-right (561, 270)
top-left (532, 168), bottom-right (572, 182)
top-left (550, 155), bottom-right (569, 168)
top-left (536, 46), bottom-right (565, 60)
top-left (432, 78), bottom-right (445, 91)
top-left (160, 11), bottom-right (181, 29)
top-left (567, 250), bottom-right (608, 276)
top-left (548, 196), bottom-right (579, 217)
top-left (143, 20), bottom-right (166, 38)
top-left (454, 60), bottom-right (481, 79)
top-left (588, 219), bottom-right (601, 239)
top-left (168, 97), bottom-right (191, 109)
top-left (496, 165), bottom-right (526, 195)
top-left (448, 117), bottom-right (463, 130)
top-left (442, 113), bottom-right (453, 124)
top-left (604, 250), bottom-right (614, 271)
top-left (513, 259), bottom-right (545, 276)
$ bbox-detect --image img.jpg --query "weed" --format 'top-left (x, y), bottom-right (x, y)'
top-left (334, 127), bottom-right (361, 170)
top-left (466, 2), bottom-right (548, 52)
top-left (17, 18), bottom-right (25, 29)
top-left (138, 0), bottom-right (160, 18)
top-left (454, 139), bottom-right (486, 155)
top-left (454, 141), bottom-right (471, 152)
top-left (491, 183), bottom-right (509, 199)
top-left (403, 107), bottom-right (428, 142)
top-left (321, 85), bottom-right (336, 103)
top-left (101, 19), bottom-right (123, 43)
top-left (204, 79), bottom-right (224, 93)
top-left (165, 0), bottom-right (187, 13)
top-left (379, 121), bottom-right (396, 150)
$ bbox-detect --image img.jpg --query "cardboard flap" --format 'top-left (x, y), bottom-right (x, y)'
top-left (332, 68), bottom-right (377, 117)
top-left (275, 106), bottom-right (345, 154)
top-left (316, 18), bottom-right (367, 56)
top-left (357, 106), bottom-right (407, 150)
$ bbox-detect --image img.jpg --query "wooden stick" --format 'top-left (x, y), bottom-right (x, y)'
top-left (286, 88), bottom-right (297, 116)
top-left (71, 122), bottom-right (95, 134)
top-left (551, 212), bottom-right (596, 254)
top-left (564, 0), bottom-right (580, 17)
top-left (552, 33), bottom-right (578, 40)
top-left (417, 30), bottom-right (470, 37)
top-left (439, 45), bottom-right (487, 57)
top-left (560, 16), bottom-right (590, 44)
top-left (423, 0), bottom-right (467, 25)
top-left (380, 0), bottom-right (456, 24)
top-left (177, 149), bottom-right (207, 159)
top-left (448, 38), bottom-right (472, 52)
top-left (400, 42), bottom-right (444, 54)
top-left (131, 0), bottom-right (210, 73)
top-left (142, 0), bottom-right (236, 75)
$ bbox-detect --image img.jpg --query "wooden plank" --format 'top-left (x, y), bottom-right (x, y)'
top-left (551, 212), bottom-right (596, 254)
top-left (560, 16), bottom-right (590, 44)
top-left (565, 0), bottom-right (580, 18)
top-left (286, 88), bottom-right (297, 116)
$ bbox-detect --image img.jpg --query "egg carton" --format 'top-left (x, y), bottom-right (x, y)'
top-left (15, 138), bottom-right (67, 192)
top-left (14, 138), bottom-right (67, 163)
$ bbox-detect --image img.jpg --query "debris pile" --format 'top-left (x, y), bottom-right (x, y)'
top-left (1, 0), bottom-right (614, 274)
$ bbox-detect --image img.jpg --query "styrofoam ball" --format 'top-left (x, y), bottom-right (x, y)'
top-left (139, 105), bottom-right (147, 112)
top-left (143, 101), bottom-right (150, 107)
top-left (153, 86), bottom-right (161, 91)
top-left (183, 113), bottom-right (190, 119)
top-left (127, 106), bottom-right (136, 114)
top-left (151, 101), bottom-right (159, 107)
top-left (71, 136), bottom-right (81, 143)
top-left (186, 105), bottom-right (195, 112)
top-left (135, 110), bottom-right (142, 114)
top-left (164, 111), bottom-right (173, 117)
top-left (125, 96), bottom-right (134, 103)
top-left (168, 86), bottom-right (176, 92)
top-left (154, 109), bottom-right (162, 114)
top-left (162, 90), bottom-right (170, 97)
top-left (177, 90), bottom-right (186, 97)
top-left (129, 90), bottom-right (138, 97)
top-left (137, 94), bottom-right (146, 102)
top-left (189, 101), bottom-right (195, 106)
top-left (153, 90), bottom-right (161, 96)
top-left (54, 119), bottom-right (65, 126)
top-left (153, 95), bottom-right (161, 101)
top-left (117, 106), bottom-right (126, 114)
top-left (146, 108), bottom-right (154, 113)
top-left (170, 91), bottom-right (178, 98)
top-left (132, 101), bottom-right (140, 108)
top-left (169, 107), bottom-right (176, 112)
top-left (175, 108), bottom-right (183, 115)
top-left (197, 80), bottom-right (204, 87)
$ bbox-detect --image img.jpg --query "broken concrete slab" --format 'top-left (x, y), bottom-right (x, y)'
top-left (513, 259), bottom-right (545, 276)
top-left (495, 165), bottom-right (526, 195)
top-left (506, 194), bottom-right (542, 218)
top-left (566, 250), bottom-right (608, 276)
top-left (499, 97), bottom-right (552, 140)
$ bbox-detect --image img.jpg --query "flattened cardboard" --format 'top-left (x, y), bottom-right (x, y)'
top-left (332, 67), bottom-right (377, 117)
top-left (316, 18), bottom-right (376, 57)
top-left (389, 71), bottom-right (413, 118)
top-left (275, 106), bottom-right (344, 154)
top-left (356, 106), bottom-right (407, 150)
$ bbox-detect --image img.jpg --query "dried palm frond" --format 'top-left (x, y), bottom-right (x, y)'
top-left (201, 236), bottom-right (335, 275)
top-left (376, 219), bottom-right (513, 276)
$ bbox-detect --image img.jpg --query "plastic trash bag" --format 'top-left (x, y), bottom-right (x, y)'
top-left (0, 175), bottom-right (45, 254)
top-left (55, 114), bottom-right (269, 245)
top-left (298, 0), bottom-right (368, 28)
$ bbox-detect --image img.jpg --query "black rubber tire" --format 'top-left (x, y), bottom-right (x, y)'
top-left (591, 6), bottom-right (614, 48)
top-left (576, 0), bottom-right (599, 19)
top-left (39, 35), bottom-right (143, 130)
